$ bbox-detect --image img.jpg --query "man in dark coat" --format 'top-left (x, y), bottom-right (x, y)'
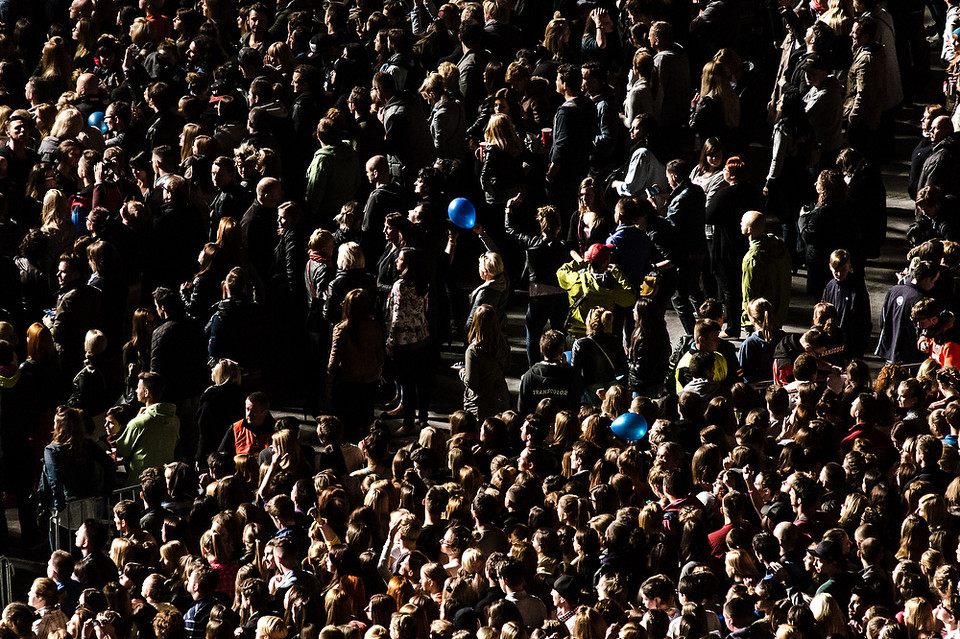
top-left (151, 287), bottom-right (208, 462)
top-left (876, 260), bottom-right (938, 364)
top-left (664, 159), bottom-right (707, 335)
top-left (241, 177), bottom-right (284, 283)
top-left (546, 64), bottom-right (598, 217)
top-left (44, 255), bottom-right (104, 375)
top-left (918, 117), bottom-right (960, 197)
top-left (208, 157), bottom-right (253, 241)
top-left (373, 72), bottom-right (436, 183)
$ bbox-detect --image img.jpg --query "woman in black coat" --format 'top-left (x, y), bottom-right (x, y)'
top-left (627, 298), bottom-right (670, 399)
top-left (196, 359), bottom-right (245, 465)
top-left (479, 113), bottom-right (526, 206)
top-left (799, 169), bottom-right (856, 296)
top-left (837, 147), bottom-right (884, 261)
top-left (323, 242), bottom-right (378, 327)
top-left (180, 243), bottom-right (229, 322)
top-left (704, 157), bottom-right (761, 338)
top-left (572, 307), bottom-right (627, 404)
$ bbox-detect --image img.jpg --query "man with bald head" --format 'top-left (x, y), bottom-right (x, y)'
top-left (740, 211), bottom-right (791, 329)
top-left (74, 73), bottom-right (107, 118)
top-left (241, 177), bottom-right (284, 278)
top-left (918, 115), bottom-right (960, 196)
top-left (361, 155), bottom-right (403, 259)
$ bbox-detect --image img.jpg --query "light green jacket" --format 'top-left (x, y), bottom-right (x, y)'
top-left (115, 402), bottom-right (179, 479)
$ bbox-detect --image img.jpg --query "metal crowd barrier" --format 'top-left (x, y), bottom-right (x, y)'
top-left (0, 556), bottom-right (14, 609)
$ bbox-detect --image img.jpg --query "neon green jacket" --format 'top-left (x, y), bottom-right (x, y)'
top-left (556, 259), bottom-right (636, 337)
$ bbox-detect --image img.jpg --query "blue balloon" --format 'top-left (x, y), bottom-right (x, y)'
top-left (447, 197), bottom-right (476, 229)
top-left (88, 111), bottom-right (108, 134)
top-left (611, 412), bottom-right (648, 441)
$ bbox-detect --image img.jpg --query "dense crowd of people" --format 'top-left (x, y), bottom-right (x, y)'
top-left (3, 0), bottom-right (960, 638)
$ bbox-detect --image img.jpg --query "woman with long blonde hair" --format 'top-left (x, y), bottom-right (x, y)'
top-left (40, 189), bottom-right (75, 282)
top-left (264, 41), bottom-right (295, 77)
top-left (541, 16), bottom-right (571, 63)
top-left (462, 304), bottom-right (510, 422)
top-left (480, 113), bottom-right (524, 205)
top-left (72, 18), bottom-right (97, 67)
top-left (200, 529), bottom-right (239, 596)
top-left (37, 37), bottom-right (72, 93)
top-left (904, 597), bottom-right (939, 639)
top-left (691, 60), bottom-right (740, 147)
top-left (179, 122), bottom-right (202, 163)
top-left (897, 514), bottom-right (932, 561)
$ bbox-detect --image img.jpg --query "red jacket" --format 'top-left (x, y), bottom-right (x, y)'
top-left (230, 419), bottom-right (271, 455)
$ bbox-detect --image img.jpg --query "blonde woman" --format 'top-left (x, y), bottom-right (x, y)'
top-left (465, 240), bottom-right (509, 333)
top-left (200, 529), bottom-right (238, 596)
top-left (821, 0), bottom-right (855, 38)
top-left (38, 108), bottom-right (84, 161)
top-left (73, 18), bottom-right (97, 68)
top-left (738, 298), bottom-right (783, 384)
top-left (256, 616), bottom-right (287, 639)
top-left (264, 41), bottom-right (295, 77)
top-left (461, 304), bottom-right (510, 422)
top-left (905, 597), bottom-right (939, 639)
top-left (690, 60), bottom-right (740, 148)
top-left (129, 17), bottom-right (154, 51)
top-left (479, 112), bottom-right (524, 206)
top-left (179, 122), bottom-right (202, 163)
top-left (39, 189), bottom-right (75, 285)
top-left (917, 493), bottom-right (949, 530)
top-left (37, 37), bottom-right (72, 95)
top-left (724, 549), bottom-right (761, 585)
top-left (810, 593), bottom-right (847, 637)
top-left (534, 16), bottom-right (572, 79)
top-left (436, 62), bottom-right (463, 99)
top-left (897, 514), bottom-right (931, 561)
top-left (196, 358), bottom-right (244, 462)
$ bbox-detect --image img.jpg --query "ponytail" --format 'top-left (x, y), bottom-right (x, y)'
top-left (748, 298), bottom-right (777, 343)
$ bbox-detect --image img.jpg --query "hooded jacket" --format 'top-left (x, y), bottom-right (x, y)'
top-left (741, 233), bottom-right (792, 326)
top-left (114, 402), bottom-right (180, 479)
top-left (305, 141), bottom-right (362, 222)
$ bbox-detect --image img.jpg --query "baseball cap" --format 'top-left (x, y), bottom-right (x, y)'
top-left (809, 540), bottom-right (843, 563)
top-left (584, 243), bottom-right (612, 263)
